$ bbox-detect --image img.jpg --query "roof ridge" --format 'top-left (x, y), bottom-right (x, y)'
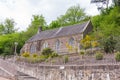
top-left (27, 20), bottom-right (91, 42)
top-left (38, 21), bottom-right (89, 34)
top-left (53, 27), bottom-right (63, 36)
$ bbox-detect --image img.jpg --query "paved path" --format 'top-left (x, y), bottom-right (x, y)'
top-left (0, 77), bottom-right (9, 80)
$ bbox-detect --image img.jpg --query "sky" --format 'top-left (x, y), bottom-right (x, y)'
top-left (0, 0), bottom-right (101, 31)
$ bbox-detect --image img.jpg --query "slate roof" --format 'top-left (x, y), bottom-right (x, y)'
top-left (27, 21), bottom-right (91, 42)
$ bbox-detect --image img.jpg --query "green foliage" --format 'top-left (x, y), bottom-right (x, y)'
top-left (64, 55), bottom-right (69, 63)
top-left (92, 7), bottom-right (120, 37)
top-left (0, 18), bottom-right (17, 34)
top-left (0, 33), bottom-right (22, 55)
top-left (115, 52), bottom-right (120, 61)
top-left (80, 35), bottom-right (92, 49)
top-left (26, 56), bottom-right (41, 63)
top-left (95, 52), bottom-right (103, 60)
top-left (65, 43), bottom-right (73, 52)
top-left (39, 55), bottom-right (48, 60)
top-left (26, 15), bottom-right (47, 38)
top-left (115, 36), bottom-right (120, 51)
top-left (113, 0), bottom-right (120, 6)
top-left (32, 53), bottom-right (38, 58)
top-left (48, 20), bottom-right (61, 29)
top-left (50, 52), bottom-right (58, 58)
top-left (41, 48), bottom-right (53, 56)
top-left (22, 52), bottom-right (30, 58)
top-left (92, 7), bottom-right (120, 52)
top-left (56, 5), bottom-right (88, 26)
top-left (79, 51), bottom-right (85, 55)
top-left (102, 36), bottom-right (116, 53)
top-left (79, 50), bottom-right (85, 59)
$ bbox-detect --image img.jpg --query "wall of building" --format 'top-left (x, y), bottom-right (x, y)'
top-left (40, 34), bottom-right (83, 54)
top-left (22, 34), bottom-right (83, 54)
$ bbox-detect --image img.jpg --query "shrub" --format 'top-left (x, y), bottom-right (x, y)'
top-left (32, 53), bottom-right (38, 58)
top-left (27, 56), bottom-right (41, 63)
top-left (41, 48), bottom-right (53, 56)
top-left (64, 55), bottom-right (69, 63)
top-left (79, 51), bottom-right (85, 55)
top-left (39, 55), bottom-right (48, 61)
top-left (95, 52), bottom-right (103, 60)
top-left (50, 52), bottom-right (58, 58)
top-left (115, 52), bottom-right (120, 61)
top-left (102, 36), bottom-right (116, 53)
top-left (79, 51), bottom-right (85, 59)
top-left (21, 52), bottom-right (30, 58)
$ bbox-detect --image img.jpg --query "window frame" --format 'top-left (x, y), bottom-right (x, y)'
top-left (69, 37), bottom-right (75, 46)
top-left (43, 41), bottom-right (48, 49)
top-left (55, 39), bottom-right (60, 51)
top-left (30, 44), bottom-right (36, 53)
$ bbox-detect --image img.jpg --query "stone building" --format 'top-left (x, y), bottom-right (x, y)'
top-left (21, 20), bottom-right (93, 54)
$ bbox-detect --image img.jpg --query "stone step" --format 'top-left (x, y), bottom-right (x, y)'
top-left (17, 76), bottom-right (38, 80)
top-left (17, 72), bottom-right (38, 80)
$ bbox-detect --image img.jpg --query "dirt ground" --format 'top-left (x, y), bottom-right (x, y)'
top-left (0, 77), bottom-right (9, 80)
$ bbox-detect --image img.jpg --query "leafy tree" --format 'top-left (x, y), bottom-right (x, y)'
top-left (0, 18), bottom-right (16, 35)
top-left (113, 0), bottom-right (120, 6)
top-left (26, 14), bottom-right (47, 38)
top-left (4, 18), bottom-right (16, 34)
top-left (48, 20), bottom-right (61, 29)
top-left (0, 33), bottom-right (24, 55)
top-left (57, 5), bottom-right (87, 26)
top-left (0, 23), bottom-right (4, 35)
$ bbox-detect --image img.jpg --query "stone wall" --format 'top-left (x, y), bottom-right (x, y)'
top-left (17, 63), bottom-right (120, 80)
top-left (23, 34), bottom-right (83, 54)
top-left (1, 58), bottom-right (120, 80)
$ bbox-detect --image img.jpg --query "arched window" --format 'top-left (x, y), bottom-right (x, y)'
top-left (43, 42), bottom-right (48, 49)
top-left (69, 37), bottom-right (74, 46)
top-left (55, 39), bottom-right (60, 51)
top-left (30, 44), bottom-right (36, 53)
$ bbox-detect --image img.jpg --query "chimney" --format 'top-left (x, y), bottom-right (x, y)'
top-left (37, 27), bottom-right (42, 34)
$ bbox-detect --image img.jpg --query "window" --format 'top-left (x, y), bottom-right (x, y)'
top-left (69, 37), bottom-right (74, 46)
top-left (30, 44), bottom-right (36, 53)
top-left (55, 39), bottom-right (60, 51)
top-left (43, 42), bottom-right (48, 49)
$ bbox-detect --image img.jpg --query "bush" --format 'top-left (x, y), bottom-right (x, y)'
top-left (39, 55), bottom-right (48, 61)
top-left (79, 51), bottom-right (85, 55)
top-left (21, 52), bottom-right (30, 58)
top-left (50, 52), bottom-right (58, 58)
top-left (32, 53), bottom-right (38, 58)
top-left (64, 55), bottom-right (69, 63)
top-left (79, 51), bottom-right (85, 59)
top-left (115, 52), bottom-right (120, 61)
top-left (41, 48), bottom-right (53, 56)
top-left (27, 56), bottom-right (41, 63)
top-left (95, 52), bottom-right (103, 60)
top-left (102, 36), bottom-right (116, 53)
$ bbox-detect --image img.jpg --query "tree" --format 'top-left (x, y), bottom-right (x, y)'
top-left (0, 18), bottom-right (16, 35)
top-left (4, 18), bottom-right (16, 34)
top-left (26, 14), bottom-right (47, 38)
top-left (57, 5), bottom-right (87, 26)
top-left (48, 20), bottom-right (61, 29)
top-left (0, 23), bottom-right (4, 35)
top-left (113, 0), bottom-right (120, 6)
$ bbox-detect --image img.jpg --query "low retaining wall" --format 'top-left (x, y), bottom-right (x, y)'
top-left (17, 63), bottom-right (120, 80)
top-left (1, 58), bottom-right (120, 80)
